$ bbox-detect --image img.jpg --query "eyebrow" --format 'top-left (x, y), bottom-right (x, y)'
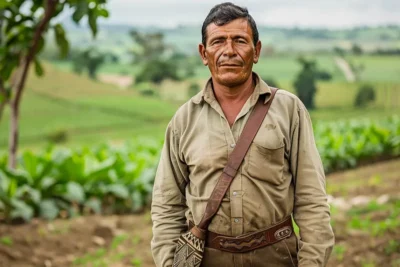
top-left (208, 34), bottom-right (248, 43)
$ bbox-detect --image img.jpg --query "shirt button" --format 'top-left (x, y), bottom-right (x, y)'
top-left (233, 191), bottom-right (238, 196)
top-left (230, 143), bottom-right (236, 148)
top-left (234, 218), bottom-right (239, 223)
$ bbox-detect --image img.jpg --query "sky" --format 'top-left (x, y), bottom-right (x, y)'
top-left (100, 0), bottom-right (400, 28)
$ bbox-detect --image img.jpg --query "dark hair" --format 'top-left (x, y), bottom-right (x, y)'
top-left (201, 2), bottom-right (259, 46)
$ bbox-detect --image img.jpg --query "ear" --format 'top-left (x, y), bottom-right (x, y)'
top-left (253, 40), bottom-right (262, 64)
top-left (198, 43), bottom-right (208, 66)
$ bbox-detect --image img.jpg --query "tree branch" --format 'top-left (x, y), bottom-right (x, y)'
top-left (12, 0), bottom-right (58, 107)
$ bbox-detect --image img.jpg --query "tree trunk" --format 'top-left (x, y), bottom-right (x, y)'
top-left (0, 10), bottom-right (7, 124)
top-left (0, 84), bottom-right (7, 122)
top-left (8, 101), bottom-right (19, 168)
top-left (7, 0), bottom-right (58, 169)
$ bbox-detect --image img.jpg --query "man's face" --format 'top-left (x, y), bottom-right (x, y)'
top-left (199, 18), bottom-right (261, 88)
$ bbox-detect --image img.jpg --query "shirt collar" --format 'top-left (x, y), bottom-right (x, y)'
top-left (191, 72), bottom-right (272, 105)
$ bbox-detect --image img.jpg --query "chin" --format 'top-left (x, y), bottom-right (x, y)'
top-left (216, 72), bottom-right (248, 87)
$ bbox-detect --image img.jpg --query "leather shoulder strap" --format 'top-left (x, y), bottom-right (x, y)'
top-left (198, 87), bottom-right (279, 230)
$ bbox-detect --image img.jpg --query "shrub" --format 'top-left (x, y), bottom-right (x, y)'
top-left (46, 129), bottom-right (68, 143)
top-left (134, 82), bottom-right (158, 97)
top-left (354, 85), bottom-right (376, 107)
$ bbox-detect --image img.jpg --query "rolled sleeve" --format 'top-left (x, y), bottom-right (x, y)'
top-left (151, 121), bottom-right (189, 267)
top-left (290, 104), bottom-right (335, 267)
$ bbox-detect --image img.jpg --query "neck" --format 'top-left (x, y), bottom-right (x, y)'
top-left (212, 75), bottom-right (255, 105)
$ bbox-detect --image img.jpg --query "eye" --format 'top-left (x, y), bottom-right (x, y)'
top-left (236, 39), bottom-right (247, 44)
top-left (211, 39), bottom-right (223, 45)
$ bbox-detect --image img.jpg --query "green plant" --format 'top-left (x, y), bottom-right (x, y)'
top-left (131, 258), bottom-right (142, 267)
top-left (385, 240), bottom-right (400, 255)
top-left (0, 138), bottom-right (161, 222)
top-left (134, 82), bottom-right (158, 97)
top-left (333, 244), bottom-right (346, 261)
top-left (0, 236), bottom-right (13, 246)
top-left (293, 57), bottom-right (318, 109)
top-left (354, 84), bottom-right (376, 107)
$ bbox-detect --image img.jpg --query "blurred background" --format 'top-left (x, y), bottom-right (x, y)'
top-left (0, 0), bottom-right (399, 266)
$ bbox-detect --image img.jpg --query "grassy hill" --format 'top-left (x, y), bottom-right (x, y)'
top-left (0, 64), bottom-right (179, 149)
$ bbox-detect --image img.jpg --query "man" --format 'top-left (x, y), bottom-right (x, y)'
top-left (151, 2), bottom-right (334, 267)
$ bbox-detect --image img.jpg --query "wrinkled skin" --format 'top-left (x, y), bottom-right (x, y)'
top-left (198, 18), bottom-right (261, 89)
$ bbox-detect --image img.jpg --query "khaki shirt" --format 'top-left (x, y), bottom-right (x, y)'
top-left (151, 73), bottom-right (334, 267)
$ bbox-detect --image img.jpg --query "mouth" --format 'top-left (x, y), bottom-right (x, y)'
top-left (220, 64), bottom-right (241, 67)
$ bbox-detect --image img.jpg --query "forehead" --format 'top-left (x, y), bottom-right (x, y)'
top-left (206, 18), bottom-right (252, 40)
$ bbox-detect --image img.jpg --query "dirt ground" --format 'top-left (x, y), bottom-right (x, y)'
top-left (0, 159), bottom-right (399, 267)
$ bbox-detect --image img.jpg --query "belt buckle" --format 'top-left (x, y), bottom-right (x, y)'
top-left (274, 226), bottom-right (292, 241)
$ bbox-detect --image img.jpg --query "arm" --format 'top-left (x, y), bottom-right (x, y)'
top-left (151, 121), bottom-right (189, 267)
top-left (290, 104), bottom-right (335, 267)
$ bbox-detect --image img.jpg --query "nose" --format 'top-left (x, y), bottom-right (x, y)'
top-left (223, 40), bottom-right (236, 57)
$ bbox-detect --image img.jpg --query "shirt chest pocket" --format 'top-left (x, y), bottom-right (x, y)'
top-left (245, 132), bottom-right (285, 185)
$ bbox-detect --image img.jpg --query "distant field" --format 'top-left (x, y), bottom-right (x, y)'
top-left (0, 60), bottom-right (399, 151)
top-left (52, 54), bottom-right (400, 84)
top-left (347, 55), bottom-right (400, 82)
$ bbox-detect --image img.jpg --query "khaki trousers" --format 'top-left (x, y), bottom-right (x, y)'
top-left (201, 234), bottom-right (298, 267)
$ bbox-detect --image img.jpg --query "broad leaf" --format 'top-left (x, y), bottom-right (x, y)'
top-left (39, 199), bottom-right (59, 220)
top-left (88, 9), bottom-right (98, 37)
top-left (104, 184), bottom-right (129, 199)
top-left (72, 0), bottom-right (88, 23)
top-left (10, 199), bottom-right (34, 222)
top-left (15, 185), bottom-right (41, 205)
top-left (85, 198), bottom-right (102, 214)
top-left (34, 58), bottom-right (44, 77)
top-left (64, 181), bottom-right (85, 203)
top-left (53, 24), bottom-right (69, 58)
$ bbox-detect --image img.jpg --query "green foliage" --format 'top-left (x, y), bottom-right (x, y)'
top-left (315, 70), bottom-right (332, 81)
top-left (384, 240), bottom-right (400, 255)
top-left (134, 82), bottom-right (158, 97)
top-left (333, 244), bottom-right (346, 261)
top-left (72, 48), bottom-right (106, 79)
top-left (129, 31), bottom-right (166, 64)
top-left (135, 59), bottom-right (179, 84)
top-left (46, 129), bottom-right (68, 144)
top-left (352, 43), bottom-right (363, 55)
top-left (315, 116), bottom-right (400, 173)
top-left (0, 139), bottom-right (162, 222)
top-left (130, 31), bottom-right (193, 84)
top-left (293, 57), bottom-right (318, 109)
top-left (354, 84), bottom-right (376, 107)
top-left (346, 199), bottom-right (400, 236)
top-left (0, 236), bottom-right (13, 246)
top-left (1, 116), bottom-right (399, 222)
top-left (0, 0), bottom-right (109, 82)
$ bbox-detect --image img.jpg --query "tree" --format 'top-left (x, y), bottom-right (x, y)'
top-left (351, 43), bottom-right (363, 55)
top-left (72, 48), bottom-right (105, 79)
top-left (354, 84), bottom-right (376, 107)
top-left (130, 31), bottom-right (181, 84)
top-left (135, 59), bottom-right (179, 84)
top-left (0, 0), bottom-right (110, 168)
top-left (129, 31), bottom-right (167, 64)
top-left (293, 57), bottom-right (318, 110)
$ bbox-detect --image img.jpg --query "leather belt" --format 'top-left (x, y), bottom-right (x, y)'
top-left (188, 216), bottom-right (293, 253)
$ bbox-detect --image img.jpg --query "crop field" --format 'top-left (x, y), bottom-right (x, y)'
top-left (1, 157), bottom-right (398, 267)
